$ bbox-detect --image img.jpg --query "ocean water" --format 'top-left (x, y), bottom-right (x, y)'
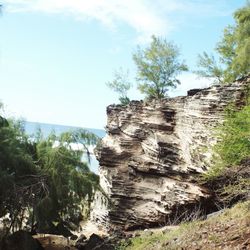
top-left (24, 121), bottom-right (106, 138)
top-left (24, 121), bottom-right (106, 174)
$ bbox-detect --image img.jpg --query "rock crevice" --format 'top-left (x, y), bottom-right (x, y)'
top-left (93, 77), bottom-right (249, 230)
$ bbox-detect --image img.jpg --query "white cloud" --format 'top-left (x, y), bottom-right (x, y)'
top-left (4, 0), bottom-right (172, 42)
top-left (3, 0), bottom-right (234, 43)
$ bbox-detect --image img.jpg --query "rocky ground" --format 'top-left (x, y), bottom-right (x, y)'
top-left (34, 231), bottom-right (117, 250)
top-left (118, 200), bottom-right (250, 250)
top-left (34, 234), bottom-right (76, 250)
top-left (2, 201), bottom-right (249, 250)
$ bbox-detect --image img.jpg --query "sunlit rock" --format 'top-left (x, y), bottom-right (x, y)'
top-left (93, 76), bottom-right (249, 231)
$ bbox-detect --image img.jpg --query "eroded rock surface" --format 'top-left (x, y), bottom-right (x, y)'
top-left (93, 76), bottom-right (249, 230)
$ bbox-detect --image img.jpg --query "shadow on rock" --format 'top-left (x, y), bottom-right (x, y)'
top-left (75, 233), bottom-right (115, 250)
top-left (0, 230), bottom-right (44, 250)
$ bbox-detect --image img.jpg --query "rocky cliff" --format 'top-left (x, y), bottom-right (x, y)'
top-left (93, 76), bottom-right (249, 231)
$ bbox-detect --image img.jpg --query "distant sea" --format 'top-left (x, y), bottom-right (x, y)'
top-left (24, 121), bottom-right (106, 138)
top-left (24, 121), bottom-right (106, 174)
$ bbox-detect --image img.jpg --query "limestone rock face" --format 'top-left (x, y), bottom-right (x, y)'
top-left (94, 77), bottom-right (249, 230)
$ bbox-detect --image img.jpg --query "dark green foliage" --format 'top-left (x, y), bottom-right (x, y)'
top-left (119, 96), bottom-right (130, 106)
top-left (0, 116), bottom-right (39, 235)
top-left (34, 130), bottom-right (99, 232)
top-left (0, 118), bottom-right (35, 205)
top-left (0, 107), bottom-right (100, 235)
top-left (133, 35), bottom-right (188, 99)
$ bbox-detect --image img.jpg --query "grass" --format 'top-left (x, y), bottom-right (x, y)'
top-left (200, 96), bottom-right (250, 205)
top-left (118, 200), bottom-right (250, 250)
top-left (117, 86), bottom-right (250, 250)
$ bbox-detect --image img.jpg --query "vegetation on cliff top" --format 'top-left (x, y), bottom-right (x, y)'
top-left (116, 2), bottom-right (250, 249)
top-left (0, 1), bottom-right (249, 249)
top-left (107, 2), bottom-right (250, 103)
top-left (107, 35), bottom-right (188, 102)
top-left (196, 1), bottom-right (250, 83)
top-left (133, 36), bottom-right (188, 99)
top-left (106, 68), bottom-right (132, 105)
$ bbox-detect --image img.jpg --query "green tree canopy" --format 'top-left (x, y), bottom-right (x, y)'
top-left (195, 52), bottom-right (224, 84)
top-left (34, 129), bottom-right (99, 232)
top-left (0, 106), bottom-right (100, 235)
top-left (0, 115), bottom-right (39, 235)
top-left (196, 2), bottom-right (250, 83)
top-left (133, 35), bottom-right (188, 99)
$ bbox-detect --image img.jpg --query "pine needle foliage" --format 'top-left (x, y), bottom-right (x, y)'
top-left (133, 35), bottom-right (188, 99)
top-left (33, 129), bottom-right (100, 232)
top-left (0, 105), bottom-right (100, 235)
top-left (204, 89), bottom-right (250, 180)
top-left (196, 2), bottom-right (250, 83)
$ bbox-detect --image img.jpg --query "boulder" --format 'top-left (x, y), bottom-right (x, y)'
top-left (75, 233), bottom-right (115, 250)
top-left (0, 231), bottom-right (44, 250)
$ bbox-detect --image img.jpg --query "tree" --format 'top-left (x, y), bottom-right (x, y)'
top-left (27, 129), bottom-right (99, 233)
top-left (0, 116), bottom-right (39, 235)
top-left (220, 1), bottom-right (250, 81)
top-left (106, 68), bottom-right (132, 105)
top-left (196, 2), bottom-right (250, 83)
top-left (133, 35), bottom-right (188, 99)
top-left (195, 52), bottom-right (224, 84)
top-left (0, 104), bottom-right (100, 235)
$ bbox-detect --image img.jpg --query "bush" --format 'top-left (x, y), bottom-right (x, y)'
top-left (202, 87), bottom-right (250, 204)
top-left (204, 95), bottom-right (250, 180)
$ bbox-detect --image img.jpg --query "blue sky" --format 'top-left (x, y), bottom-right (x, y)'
top-left (0, 0), bottom-right (246, 129)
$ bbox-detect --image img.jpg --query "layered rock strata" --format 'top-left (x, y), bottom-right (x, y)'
top-left (93, 76), bottom-right (249, 230)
